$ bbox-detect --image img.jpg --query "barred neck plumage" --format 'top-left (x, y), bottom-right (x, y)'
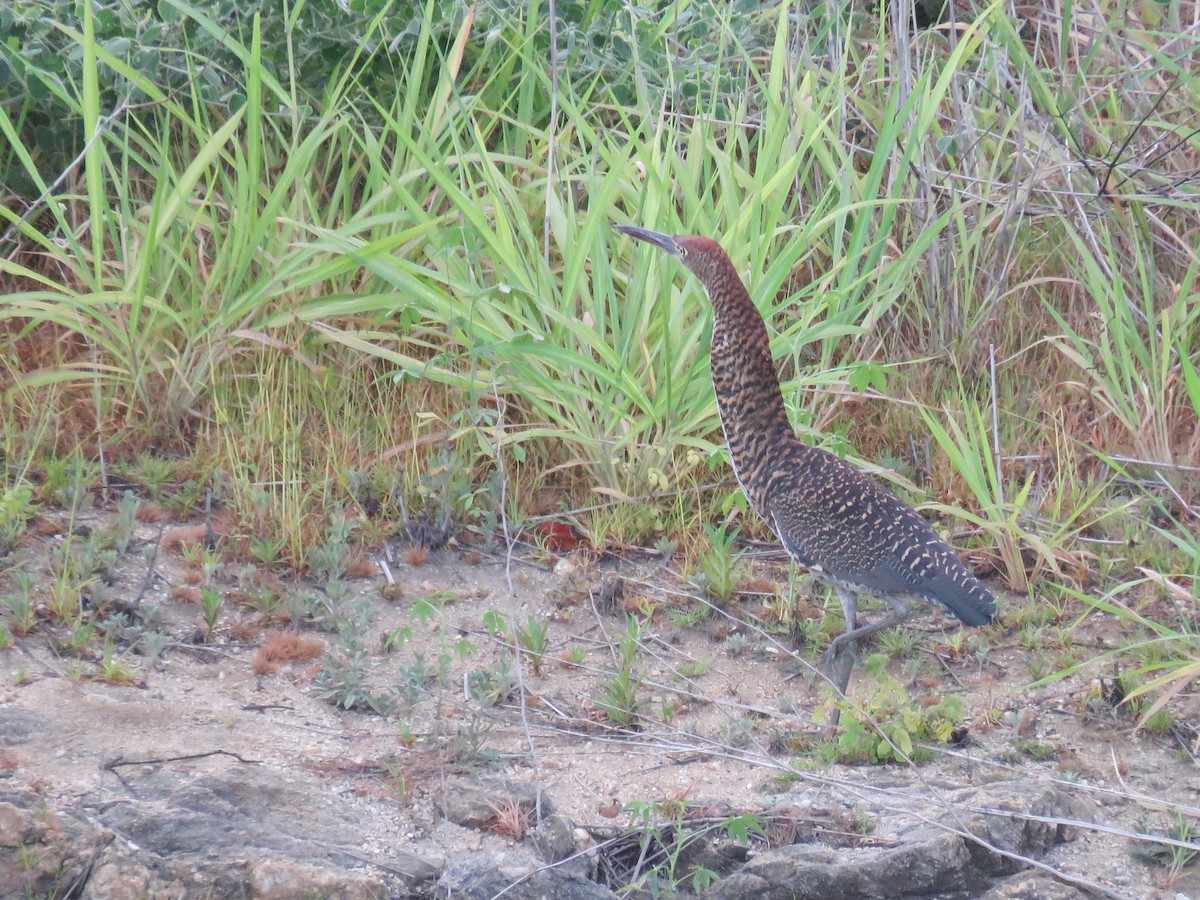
top-left (701, 264), bottom-right (796, 515)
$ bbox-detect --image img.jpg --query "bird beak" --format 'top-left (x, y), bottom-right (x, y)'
top-left (613, 224), bottom-right (681, 257)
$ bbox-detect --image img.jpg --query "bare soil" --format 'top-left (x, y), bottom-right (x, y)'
top-left (2, 508), bottom-right (1199, 898)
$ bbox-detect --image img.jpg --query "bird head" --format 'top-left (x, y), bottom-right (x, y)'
top-left (613, 225), bottom-right (730, 285)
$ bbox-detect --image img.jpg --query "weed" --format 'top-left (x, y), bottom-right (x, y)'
top-left (249, 535), bottom-right (288, 568)
top-left (720, 628), bottom-right (748, 657)
top-left (616, 800), bottom-right (766, 895)
top-left (200, 588), bottom-right (222, 639)
top-left (0, 481), bottom-right (36, 557)
top-left (448, 716), bottom-right (499, 767)
top-left (1024, 654), bottom-right (1052, 681)
top-left (820, 654), bottom-right (964, 765)
top-left (688, 523), bottom-right (743, 605)
top-left (720, 714), bottom-right (758, 749)
top-left (665, 603), bottom-right (708, 629)
top-left (95, 638), bottom-right (136, 685)
top-left (515, 614), bottom-right (550, 674)
top-left (139, 631), bottom-right (172, 660)
top-left (57, 619), bottom-right (96, 657)
top-left (382, 625), bottom-right (413, 653)
top-left (111, 490), bottom-right (140, 554)
top-left (875, 628), bottom-right (921, 658)
top-left (0, 622), bottom-right (12, 650)
top-left (468, 659), bottom-right (519, 706)
top-left (1, 572), bottom-right (36, 635)
top-left (1014, 739), bottom-right (1058, 761)
top-left (315, 638), bottom-right (399, 715)
top-left (597, 616), bottom-right (644, 727)
top-left (128, 453), bottom-right (177, 501)
top-left (676, 659), bottom-right (712, 680)
top-left (242, 587), bottom-right (283, 620)
top-left (308, 511), bottom-right (356, 584)
top-left (1129, 812), bottom-right (1199, 883)
top-left (556, 646), bottom-right (587, 668)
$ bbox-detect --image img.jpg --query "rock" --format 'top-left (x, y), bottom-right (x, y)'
top-left (0, 706), bottom-right (43, 746)
top-left (957, 782), bottom-right (1086, 877)
top-left (531, 812), bottom-right (577, 861)
top-left (531, 813), bottom-right (595, 880)
top-left (701, 783), bottom-right (1090, 899)
top-left (433, 777), bottom-right (551, 833)
top-left (978, 870), bottom-right (1091, 898)
top-left (703, 828), bottom-right (970, 899)
top-left (250, 858), bottom-right (388, 899)
top-left (0, 790), bottom-right (109, 899)
top-left (437, 848), bottom-right (617, 899)
top-left (93, 765), bottom-right (438, 897)
top-left (82, 846), bottom-right (182, 899)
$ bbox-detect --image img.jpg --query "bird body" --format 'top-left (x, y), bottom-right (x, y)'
top-left (614, 224), bottom-right (994, 716)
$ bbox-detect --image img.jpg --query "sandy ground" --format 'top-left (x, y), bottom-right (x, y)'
top-left (2, 511), bottom-right (1199, 897)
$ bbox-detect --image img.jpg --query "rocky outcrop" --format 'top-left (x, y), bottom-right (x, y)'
top-left (0, 774), bottom-right (1098, 899)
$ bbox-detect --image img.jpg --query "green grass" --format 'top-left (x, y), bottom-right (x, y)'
top-left (1, 0), bottom-right (1198, 712)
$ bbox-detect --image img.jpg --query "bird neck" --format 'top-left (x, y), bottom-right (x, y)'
top-left (704, 275), bottom-right (796, 511)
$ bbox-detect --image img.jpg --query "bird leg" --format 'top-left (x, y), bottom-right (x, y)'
top-left (828, 593), bottom-right (912, 657)
top-left (821, 591), bottom-right (911, 735)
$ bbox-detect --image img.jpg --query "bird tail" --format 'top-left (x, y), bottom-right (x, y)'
top-left (925, 572), bottom-right (996, 626)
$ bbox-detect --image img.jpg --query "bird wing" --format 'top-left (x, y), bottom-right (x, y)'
top-left (766, 462), bottom-right (995, 626)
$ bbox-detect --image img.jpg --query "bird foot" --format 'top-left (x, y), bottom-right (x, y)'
top-left (816, 637), bottom-right (858, 741)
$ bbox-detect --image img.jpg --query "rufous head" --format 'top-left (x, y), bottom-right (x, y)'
top-left (613, 224), bottom-right (733, 285)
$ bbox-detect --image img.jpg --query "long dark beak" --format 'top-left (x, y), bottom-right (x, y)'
top-left (613, 224), bottom-right (681, 257)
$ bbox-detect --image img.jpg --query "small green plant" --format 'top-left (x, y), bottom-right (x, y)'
top-left (139, 630), bottom-right (172, 660)
top-left (382, 625), bottom-right (413, 653)
top-left (315, 626), bottom-right (399, 715)
top-left (514, 614), bottom-right (550, 674)
top-left (1014, 738), bottom-right (1057, 761)
top-left (724, 633), bottom-right (748, 658)
top-left (676, 659), bottom-right (712, 680)
top-left (200, 588), bottom-right (223, 638)
top-left (111, 489), bottom-right (140, 554)
top-left (619, 800), bottom-right (766, 895)
top-left (482, 609), bottom-right (508, 636)
top-left (0, 622), bottom-right (13, 650)
top-left (821, 654), bottom-right (965, 764)
top-left (243, 587), bottom-right (283, 619)
top-left (468, 658), bottom-right (519, 706)
top-left (95, 637), bottom-right (136, 685)
top-left (562, 646), bottom-right (587, 666)
top-left (1, 571), bottom-right (36, 635)
top-left (448, 715), bottom-right (500, 767)
top-left (1018, 623), bottom-right (1047, 650)
top-left (48, 454), bottom-right (97, 515)
top-left (128, 453), bottom-right (177, 501)
top-left (47, 579), bottom-right (86, 625)
top-left (60, 618), bottom-right (97, 657)
top-left (308, 511), bottom-right (355, 584)
top-left (720, 714), bottom-right (757, 749)
top-left (688, 523), bottom-right (743, 604)
top-left (876, 628), bottom-right (921, 658)
top-left (597, 616), bottom-right (644, 727)
top-left (250, 535), bottom-right (288, 568)
top-left (1024, 653), bottom-right (1051, 681)
top-left (1129, 811), bottom-right (1199, 881)
top-left (0, 481), bottom-right (37, 557)
top-left (665, 603), bottom-right (708, 628)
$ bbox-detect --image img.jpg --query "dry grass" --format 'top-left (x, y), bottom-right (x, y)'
top-left (252, 632), bottom-right (326, 675)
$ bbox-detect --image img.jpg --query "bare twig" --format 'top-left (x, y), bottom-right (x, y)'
top-left (102, 749), bottom-right (261, 770)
